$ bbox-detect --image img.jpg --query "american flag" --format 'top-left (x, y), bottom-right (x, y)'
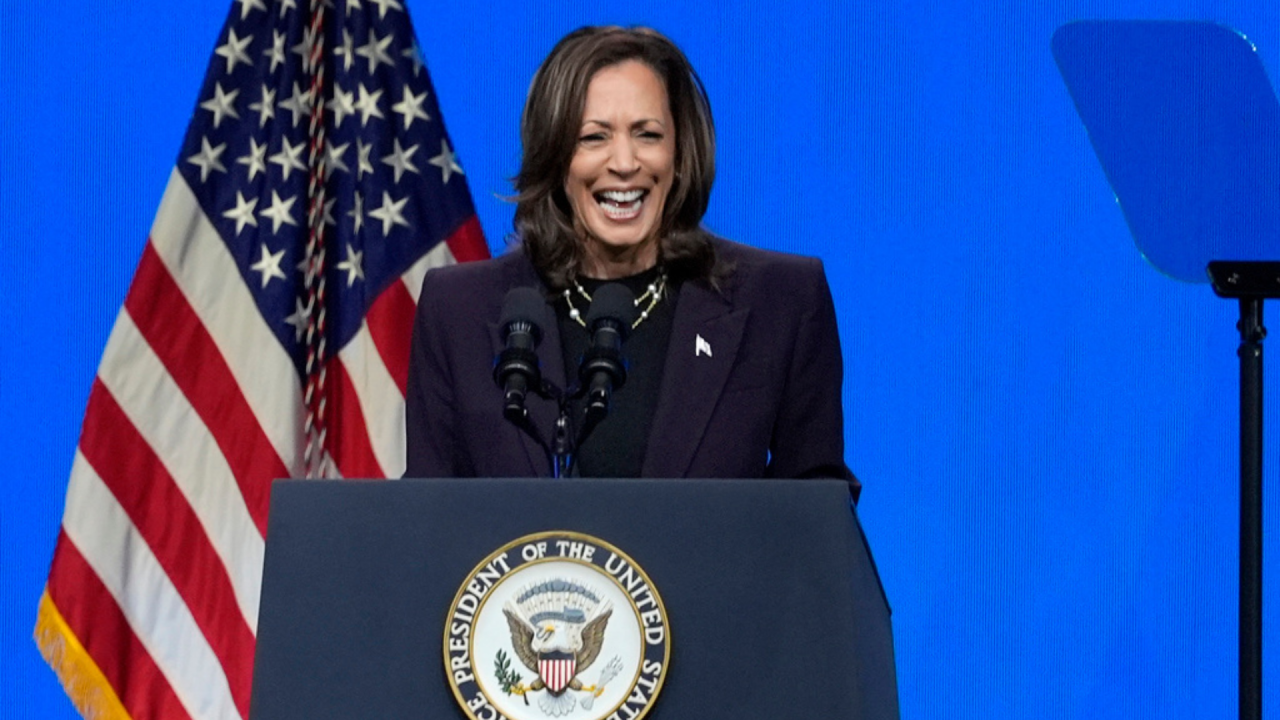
top-left (33, 0), bottom-right (487, 717)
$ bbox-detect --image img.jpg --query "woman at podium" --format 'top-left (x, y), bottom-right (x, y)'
top-left (406, 26), bottom-right (856, 492)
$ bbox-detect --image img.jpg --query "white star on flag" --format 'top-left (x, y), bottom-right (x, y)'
top-left (368, 191), bottom-right (410, 235)
top-left (250, 83), bottom-right (276, 127)
top-left (237, 137), bottom-right (268, 180)
top-left (223, 191), bottom-right (260, 235)
top-left (328, 85), bottom-right (356, 127)
top-left (402, 41), bottom-right (425, 77)
top-left (270, 136), bottom-right (307, 180)
top-left (348, 191), bottom-right (365, 234)
top-left (382, 138), bottom-right (420, 183)
top-left (428, 138), bottom-right (464, 184)
top-left (201, 82), bottom-right (241, 128)
top-left (249, 242), bottom-right (287, 287)
top-left (336, 243), bottom-right (365, 286)
top-left (368, 0), bottom-right (403, 19)
top-left (356, 138), bottom-right (375, 178)
top-left (325, 140), bottom-right (351, 179)
top-left (335, 29), bottom-right (356, 72)
top-left (292, 25), bottom-right (319, 74)
top-left (392, 86), bottom-right (431, 129)
top-left (259, 190), bottom-right (298, 233)
top-left (216, 28), bottom-right (254, 73)
top-left (237, 0), bottom-right (266, 20)
top-left (264, 30), bottom-right (287, 73)
top-left (283, 296), bottom-right (312, 341)
top-left (356, 29), bottom-right (394, 74)
top-left (278, 82), bottom-right (312, 128)
top-left (354, 84), bottom-right (384, 126)
top-left (187, 136), bottom-right (228, 182)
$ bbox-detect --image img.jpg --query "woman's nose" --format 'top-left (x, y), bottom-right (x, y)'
top-left (607, 137), bottom-right (640, 176)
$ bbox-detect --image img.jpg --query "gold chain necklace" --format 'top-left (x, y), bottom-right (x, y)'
top-left (562, 270), bottom-right (668, 330)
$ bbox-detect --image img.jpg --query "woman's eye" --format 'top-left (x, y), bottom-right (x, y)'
top-left (579, 133), bottom-right (606, 144)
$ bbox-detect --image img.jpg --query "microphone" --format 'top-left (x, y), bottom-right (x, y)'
top-left (579, 283), bottom-right (638, 424)
top-left (493, 287), bottom-right (549, 421)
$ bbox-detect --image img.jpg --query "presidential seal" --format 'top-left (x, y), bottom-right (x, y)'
top-left (444, 532), bottom-right (670, 720)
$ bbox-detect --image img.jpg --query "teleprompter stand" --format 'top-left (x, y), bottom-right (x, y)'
top-left (1208, 261), bottom-right (1272, 720)
top-left (1054, 22), bottom-right (1280, 719)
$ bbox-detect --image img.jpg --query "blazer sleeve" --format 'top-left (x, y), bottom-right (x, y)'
top-left (765, 259), bottom-right (860, 498)
top-left (404, 269), bottom-right (464, 478)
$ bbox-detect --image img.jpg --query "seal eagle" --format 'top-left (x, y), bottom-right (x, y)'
top-left (502, 579), bottom-right (613, 715)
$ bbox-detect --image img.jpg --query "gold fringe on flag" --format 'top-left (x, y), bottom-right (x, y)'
top-left (33, 588), bottom-right (132, 720)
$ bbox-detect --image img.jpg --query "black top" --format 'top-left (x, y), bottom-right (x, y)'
top-left (554, 265), bottom-right (677, 477)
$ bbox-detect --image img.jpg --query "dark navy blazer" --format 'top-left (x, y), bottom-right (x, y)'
top-left (404, 238), bottom-right (856, 492)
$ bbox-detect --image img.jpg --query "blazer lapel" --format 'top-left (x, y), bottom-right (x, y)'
top-left (642, 280), bottom-right (748, 478)
top-left (491, 258), bottom-right (566, 477)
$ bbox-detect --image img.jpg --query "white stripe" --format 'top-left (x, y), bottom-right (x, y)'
top-left (63, 451), bottom-right (241, 720)
top-left (96, 307), bottom-right (264, 632)
top-left (336, 324), bottom-right (403, 478)
top-left (401, 241), bottom-right (456, 303)
top-left (148, 169), bottom-right (304, 477)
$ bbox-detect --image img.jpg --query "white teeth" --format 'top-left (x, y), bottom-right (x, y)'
top-left (599, 189), bottom-right (644, 203)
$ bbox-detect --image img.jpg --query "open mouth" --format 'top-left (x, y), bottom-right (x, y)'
top-left (594, 189), bottom-right (648, 220)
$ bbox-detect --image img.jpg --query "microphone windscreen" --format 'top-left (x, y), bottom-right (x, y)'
top-left (499, 287), bottom-right (550, 336)
top-left (584, 283), bottom-right (639, 337)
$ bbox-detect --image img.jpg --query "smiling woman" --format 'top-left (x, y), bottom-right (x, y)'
top-left (514, 26), bottom-right (718, 290)
top-left (563, 60), bottom-right (676, 278)
top-left (404, 26), bottom-right (856, 486)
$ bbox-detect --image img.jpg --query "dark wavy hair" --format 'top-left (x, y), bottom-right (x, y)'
top-left (514, 26), bottom-right (719, 290)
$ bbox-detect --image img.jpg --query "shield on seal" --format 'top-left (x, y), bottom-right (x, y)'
top-left (538, 651), bottom-right (577, 694)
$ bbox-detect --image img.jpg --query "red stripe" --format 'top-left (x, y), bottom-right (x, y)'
top-left (126, 242), bottom-right (288, 533)
top-left (444, 215), bottom-right (488, 263)
top-left (364, 281), bottom-right (416, 397)
top-left (47, 531), bottom-right (193, 720)
top-left (364, 216), bottom-right (488, 398)
top-left (325, 357), bottom-right (386, 478)
top-left (78, 380), bottom-right (255, 718)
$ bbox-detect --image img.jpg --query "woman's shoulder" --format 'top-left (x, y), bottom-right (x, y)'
top-left (710, 236), bottom-right (828, 296)
top-left (418, 247), bottom-right (539, 302)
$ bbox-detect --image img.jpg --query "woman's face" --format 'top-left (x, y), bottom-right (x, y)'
top-left (565, 60), bottom-right (676, 275)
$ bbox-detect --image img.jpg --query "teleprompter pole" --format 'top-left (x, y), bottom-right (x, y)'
top-left (1237, 297), bottom-right (1263, 720)
top-left (1208, 261), bottom-right (1270, 720)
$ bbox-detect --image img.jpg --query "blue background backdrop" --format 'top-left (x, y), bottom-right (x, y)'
top-left (2, 1), bottom-right (1278, 718)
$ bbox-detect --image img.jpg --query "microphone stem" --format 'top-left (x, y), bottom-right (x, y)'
top-left (552, 403), bottom-right (573, 478)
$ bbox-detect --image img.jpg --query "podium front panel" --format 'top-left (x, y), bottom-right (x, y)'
top-left (250, 478), bottom-right (896, 719)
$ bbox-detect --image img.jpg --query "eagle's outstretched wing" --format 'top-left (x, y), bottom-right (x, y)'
top-left (503, 608), bottom-right (539, 672)
top-left (574, 608), bottom-right (612, 672)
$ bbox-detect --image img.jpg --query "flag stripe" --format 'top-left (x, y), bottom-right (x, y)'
top-left (96, 308), bottom-right (264, 631)
top-left (125, 242), bottom-right (285, 533)
top-left (79, 380), bottom-right (255, 716)
top-left (445, 215), bottom-right (489, 263)
top-left (401, 235), bottom-right (458, 303)
top-left (364, 280), bottom-right (417, 397)
top-left (337, 321), bottom-right (405, 477)
top-left (44, 536), bottom-right (191, 720)
top-left (148, 170), bottom-right (305, 478)
top-left (62, 452), bottom-right (240, 720)
top-left (325, 358), bottom-right (386, 479)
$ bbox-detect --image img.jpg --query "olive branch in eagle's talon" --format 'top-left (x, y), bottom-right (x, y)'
top-left (494, 649), bottom-right (530, 705)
